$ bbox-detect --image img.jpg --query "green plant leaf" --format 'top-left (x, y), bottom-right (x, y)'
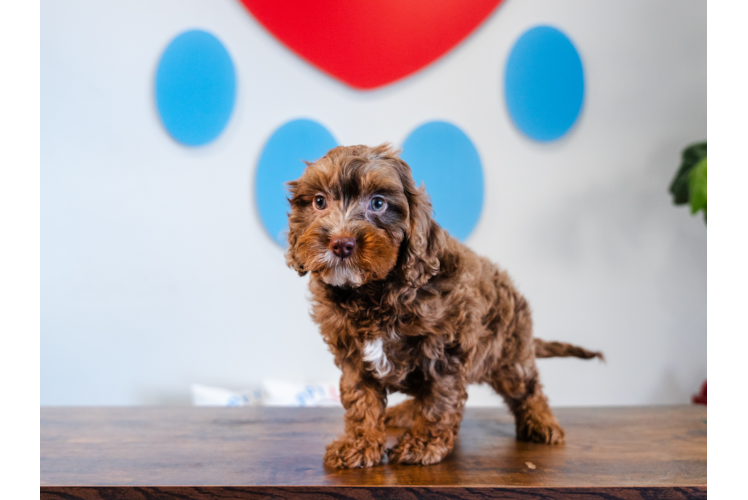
top-left (670, 142), bottom-right (707, 205)
top-left (688, 157), bottom-right (707, 221)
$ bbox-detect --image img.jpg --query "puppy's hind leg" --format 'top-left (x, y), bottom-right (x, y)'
top-left (490, 362), bottom-right (565, 444)
top-left (385, 398), bottom-right (417, 428)
top-left (489, 299), bottom-right (565, 444)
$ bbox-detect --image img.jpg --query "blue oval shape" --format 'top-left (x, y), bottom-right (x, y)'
top-left (401, 121), bottom-right (484, 241)
top-left (155, 30), bottom-right (236, 146)
top-left (505, 26), bottom-right (584, 142)
top-left (255, 119), bottom-right (338, 246)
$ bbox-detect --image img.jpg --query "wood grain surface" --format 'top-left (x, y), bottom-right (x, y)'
top-left (41, 406), bottom-right (706, 498)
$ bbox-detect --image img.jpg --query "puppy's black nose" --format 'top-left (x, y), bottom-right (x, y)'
top-left (330, 237), bottom-right (356, 258)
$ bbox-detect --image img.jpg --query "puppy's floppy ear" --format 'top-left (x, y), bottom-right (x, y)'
top-left (387, 152), bottom-right (445, 288)
top-left (284, 179), bottom-right (308, 277)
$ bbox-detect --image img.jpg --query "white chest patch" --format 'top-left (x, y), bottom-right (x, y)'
top-left (363, 338), bottom-right (391, 378)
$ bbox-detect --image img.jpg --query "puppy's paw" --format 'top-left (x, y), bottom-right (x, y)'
top-left (387, 432), bottom-right (451, 465)
top-left (323, 436), bottom-right (385, 468)
top-left (516, 413), bottom-right (565, 445)
top-left (385, 400), bottom-right (416, 428)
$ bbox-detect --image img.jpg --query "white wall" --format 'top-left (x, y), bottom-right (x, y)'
top-left (41, 0), bottom-right (706, 406)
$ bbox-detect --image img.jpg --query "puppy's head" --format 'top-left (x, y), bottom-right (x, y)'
top-left (285, 144), bottom-right (444, 288)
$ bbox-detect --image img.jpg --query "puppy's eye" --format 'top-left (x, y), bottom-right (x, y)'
top-left (314, 195), bottom-right (327, 210)
top-left (370, 196), bottom-right (386, 212)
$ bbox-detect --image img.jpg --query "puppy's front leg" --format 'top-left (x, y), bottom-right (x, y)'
top-left (324, 361), bottom-right (387, 468)
top-left (388, 374), bottom-right (468, 465)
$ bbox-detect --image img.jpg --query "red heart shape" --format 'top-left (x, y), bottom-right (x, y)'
top-left (239, 0), bottom-right (504, 90)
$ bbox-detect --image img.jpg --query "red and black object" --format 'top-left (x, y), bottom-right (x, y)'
top-left (691, 380), bottom-right (719, 405)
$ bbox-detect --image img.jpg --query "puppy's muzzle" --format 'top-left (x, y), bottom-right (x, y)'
top-left (329, 236), bottom-right (356, 259)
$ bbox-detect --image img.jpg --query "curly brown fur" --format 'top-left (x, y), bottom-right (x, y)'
top-left (286, 144), bottom-right (602, 468)
top-left (534, 339), bottom-right (604, 360)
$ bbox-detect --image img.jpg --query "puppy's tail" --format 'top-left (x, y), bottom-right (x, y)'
top-left (534, 338), bottom-right (604, 361)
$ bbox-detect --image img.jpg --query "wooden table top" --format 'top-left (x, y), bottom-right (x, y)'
top-left (41, 405), bottom-right (706, 499)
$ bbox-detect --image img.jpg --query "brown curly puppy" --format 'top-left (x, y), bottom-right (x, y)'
top-left (286, 144), bottom-right (602, 468)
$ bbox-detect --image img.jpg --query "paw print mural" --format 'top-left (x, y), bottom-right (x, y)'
top-left (155, 30), bottom-right (237, 146)
top-left (504, 26), bottom-right (585, 141)
top-left (237, 0), bottom-right (505, 90)
top-left (153, 3), bottom-right (585, 244)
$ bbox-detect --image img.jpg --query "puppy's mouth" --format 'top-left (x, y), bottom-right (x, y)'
top-left (316, 250), bottom-right (365, 288)
top-left (296, 230), bottom-right (398, 288)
